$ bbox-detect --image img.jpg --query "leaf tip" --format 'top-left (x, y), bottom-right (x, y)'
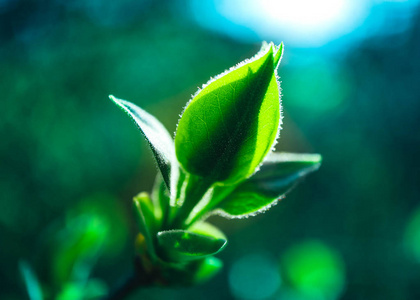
top-left (273, 42), bottom-right (284, 68)
top-left (109, 94), bottom-right (123, 108)
top-left (109, 94), bottom-right (117, 103)
top-left (306, 153), bottom-right (322, 167)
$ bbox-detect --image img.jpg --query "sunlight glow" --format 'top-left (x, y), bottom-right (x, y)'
top-left (191, 0), bottom-right (420, 47)
top-left (257, 0), bottom-right (349, 29)
top-left (212, 0), bottom-right (371, 47)
top-left (220, 0), bottom-right (368, 46)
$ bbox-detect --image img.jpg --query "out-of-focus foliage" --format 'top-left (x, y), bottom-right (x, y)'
top-left (404, 207), bottom-right (420, 263)
top-left (229, 253), bottom-right (281, 300)
top-left (1, 0), bottom-right (420, 299)
top-left (18, 195), bottom-right (128, 299)
top-left (281, 241), bottom-right (345, 300)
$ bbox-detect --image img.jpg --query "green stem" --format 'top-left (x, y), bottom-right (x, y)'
top-left (171, 174), bottom-right (212, 228)
top-left (185, 183), bottom-right (237, 227)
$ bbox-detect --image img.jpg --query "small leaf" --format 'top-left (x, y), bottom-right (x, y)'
top-left (134, 192), bottom-right (156, 232)
top-left (188, 221), bottom-right (226, 240)
top-left (133, 194), bottom-right (157, 260)
top-left (175, 43), bottom-right (283, 185)
top-left (157, 230), bottom-right (227, 262)
top-left (214, 152), bottom-right (321, 217)
top-left (110, 96), bottom-right (179, 200)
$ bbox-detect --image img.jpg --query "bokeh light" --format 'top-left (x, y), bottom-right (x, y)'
top-left (207, 0), bottom-right (370, 47)
top-left (229, 253), bottom-right (281, 299)
top-left (281, 241), bottom-right (345, 300)
top-left (282, 56), bottom-right (350, 117)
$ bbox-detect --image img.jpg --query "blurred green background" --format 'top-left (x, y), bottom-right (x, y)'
top-left (1, 0), bottom-right (420, 299)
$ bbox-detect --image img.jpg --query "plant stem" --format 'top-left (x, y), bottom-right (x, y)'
top-left (185, 183), bottom-right (237, 227)
top-left (171, 175), bottom-right (211, 228)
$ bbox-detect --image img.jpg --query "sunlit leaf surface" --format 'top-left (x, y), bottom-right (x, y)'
top-left (175, 43), bottom-right (283, 185)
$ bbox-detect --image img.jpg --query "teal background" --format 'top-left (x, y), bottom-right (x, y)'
top-left (1, 0), bottom-right (420, 299)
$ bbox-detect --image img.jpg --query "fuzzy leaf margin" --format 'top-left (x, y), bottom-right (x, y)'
top-left (212, 152), bottom-right (322, 218)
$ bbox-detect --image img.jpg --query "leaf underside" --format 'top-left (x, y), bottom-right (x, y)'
top-left (110, 96), bottom-right (178, 197)
top-left (157, 230), bottom-right (227, 262)
top-left (213, 152), bottom-right (322, 217)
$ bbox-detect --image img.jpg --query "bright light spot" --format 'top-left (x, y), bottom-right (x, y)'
top-left (216, 0), bottom-right (371, 47)
top-left (191, 0), bottom-right (371, 47)
top-left (257, 0), bottom-right (349, 29)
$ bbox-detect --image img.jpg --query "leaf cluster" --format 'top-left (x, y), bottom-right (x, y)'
top-left (110, 42), bottom-right (321, 286)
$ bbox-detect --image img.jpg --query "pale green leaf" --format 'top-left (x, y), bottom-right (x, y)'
top-left (188, 221), bottom-right (226, 240)
top-left (214, 152), bottom-right (321, 217)
top-left (175, 43), bottom-right (283, 185)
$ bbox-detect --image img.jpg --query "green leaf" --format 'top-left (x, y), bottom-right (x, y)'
top-left (134, 192), bottom-right (156, 232)
top-left (214, 152), bottom-right (322, 217)
top-left (175, 43), bottom-right (283, 185)
top-left (110, 95), bottom-right (178, 200)
top-left (133, 193), bottom-right (157, 260)
top-left (157, 230), bottom-right (227, 262)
